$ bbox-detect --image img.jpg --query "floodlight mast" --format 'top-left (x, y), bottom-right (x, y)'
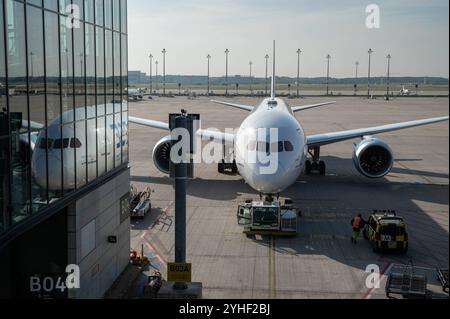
top-left (296, 49), bottom-right (302, 97)
top-left (225, 49), bottom-right (230, 96)
top-left (207, 54), bottom-right (211, 95)
top-left (368, 48), bottom-right (373, 98)
top-left (326, 54), bottom-right (331, 96)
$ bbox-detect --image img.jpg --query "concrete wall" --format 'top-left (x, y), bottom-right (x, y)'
top-left (68, 169), bottom-right (130, 299)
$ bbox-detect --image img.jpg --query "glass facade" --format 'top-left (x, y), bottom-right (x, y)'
top-left (0, 0), bottom-right (128, 234)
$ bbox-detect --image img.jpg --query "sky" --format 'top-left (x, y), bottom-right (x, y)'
top-left (128, 0), bottom-right (449, 78)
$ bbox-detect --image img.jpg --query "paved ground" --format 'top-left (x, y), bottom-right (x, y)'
top-left (128, 96), bottom-right (449, 299)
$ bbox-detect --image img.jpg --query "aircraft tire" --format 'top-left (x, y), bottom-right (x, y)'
top-left (305, 160), bottom-right (312, 175)
top-left (319, 161), bottom-right (326, 176)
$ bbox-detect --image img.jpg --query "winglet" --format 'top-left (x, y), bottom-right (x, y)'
top-left (271, 40), bottom-right (276, 100)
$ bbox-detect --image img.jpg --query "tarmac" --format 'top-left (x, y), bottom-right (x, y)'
top-left (128, 95), bottom-right (449, 299)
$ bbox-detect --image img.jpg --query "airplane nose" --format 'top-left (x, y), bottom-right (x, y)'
top-left (32, 154), bottom-right (62, 190)
top-left (32, 155), bottom-right (47, 189)
top-left (47, 155), bottom-right (63, 190)
top-left (248, 161), bottom-right (291, 193)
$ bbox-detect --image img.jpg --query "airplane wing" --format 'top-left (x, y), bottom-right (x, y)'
top-left (128, 116), bottom-right (170, 130)
top-left (291, 101), bottom-right (337, 113)
top-left (20, 120), bottom-right (44, 132)
top-left (211, 100), bottom-right (254, 112)
top-left (307, 116), bottom-right (449, 148)
top-left (128, 116), bottom-right (235, 145)
top-left (197, 129), bottom-right (235, 145)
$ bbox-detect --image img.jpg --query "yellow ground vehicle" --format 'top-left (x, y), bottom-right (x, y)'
top-left (363, 210), bottom-right (409, 254)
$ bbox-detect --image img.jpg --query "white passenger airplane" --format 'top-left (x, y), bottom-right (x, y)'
top-left (129, 42), bottom-right (448, 195)
top-left (127, 88), bottom-right (144, 100)
top-left (24, 103), bottom-right (127, 191)
top-left (399, 86), bottom-right (411, 96)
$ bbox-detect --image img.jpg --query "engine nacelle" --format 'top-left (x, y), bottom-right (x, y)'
top-left (353, 137), bottom-right (394, 178)
top-left (152, 135), bottom-right (172, 174)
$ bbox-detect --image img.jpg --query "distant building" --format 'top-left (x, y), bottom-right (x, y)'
top-left (128, 71), bottom-right (148, 85)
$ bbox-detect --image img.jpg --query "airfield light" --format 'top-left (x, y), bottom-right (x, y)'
top-left (225, 49), bottom-right (230, 96)
top-left (368, 48), bottom-right (373, 98)
top-left (149, 54), bottom-right (153, 94)
top-left (249, 61), bottom-right (253, 95)
top-left (79, 53), bottom-right (84, 76)
top-left (29, 51), bottom-right (35, 78)
top-left (207, 54), bottom-right (211, 96)
top-left (162, 48), bottom-right (167, 96)
top-left (265, 54), bottom-right (269, 96)
top-left (29, 51), bottom-right (35, 91)
top-left (386, 54), bottom-right (391, 100)
top-left (326, 54), bottom-right (331, 96)
top-left (155, 60), bottom-right (159, 92)
top-left (296, 49), bottom-right (302, 97)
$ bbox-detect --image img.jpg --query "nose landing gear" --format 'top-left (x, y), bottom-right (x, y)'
top-left (305, 147), bottom-right (326, 176)
top-left (218, 160), bottom-right (238, 175)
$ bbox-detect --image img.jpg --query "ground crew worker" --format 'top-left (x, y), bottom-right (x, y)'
top-left (351, 214), bottom-right (366, 244)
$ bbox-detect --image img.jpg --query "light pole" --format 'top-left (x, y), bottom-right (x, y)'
top-left (386, 54), bottom-right (391, 100)
top-left (225, 49), bottom-right (229, 96)
top-left (354, 61), bottom-right (359, 95)
top-left (155, 60), bottom-right (159, 92)
top-left (79, 53), bottom-right (84, 76)
top-left (249, 61), bottom-right (253, 95)
top-left (367, 48), bottom-right (373, 98)
top-left (296, 49), bottom-right (302, 97)
top-left (64, 48), bottom-right (69, 97)
top-left (149, 54), bottom-right (153, 94)
top-left (207, 54), bottom-right (211, 96)
top-left (265, 54), bottom-right (269, 96)
top-left (326, 54), bottom-right (331, 96)
top-left (29, 51), bottom-right (34, 92)
top-left (162, 48), bottom-right (166, 96)
top-left (29, 51), bottom-right (35, 78)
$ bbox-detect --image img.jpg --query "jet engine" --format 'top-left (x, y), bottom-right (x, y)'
top-left (353, 137), bottom-right (394, 178)
top-left (152, 136), bottom-right (172, 174)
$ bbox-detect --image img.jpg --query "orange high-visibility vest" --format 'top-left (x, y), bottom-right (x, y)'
top-left (353, 217), bottom-right (362, 229)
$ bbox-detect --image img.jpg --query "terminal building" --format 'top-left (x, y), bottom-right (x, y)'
top-left (0, 0), bottom-right (130, 298)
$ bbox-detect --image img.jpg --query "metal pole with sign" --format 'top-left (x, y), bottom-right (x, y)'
top-left (169, 111), bottom-right (199, 290)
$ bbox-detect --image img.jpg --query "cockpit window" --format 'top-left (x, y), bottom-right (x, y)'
top-left (257, 142), bottom-right (270, 155)
top-left (247, 140), bottom-right (294, 153)
top-left (284, 141), bottom-right (294, 152)
top-left (54, 138), bottom-right (70, 149)
top-left (247, 141), bottom-right (256, 151)
top-left (70, 138), bottom-right (82, 149)
top-left (271, 141), bottom-right (284, 153)
top-left (38, 138), bottom-right (54, 150)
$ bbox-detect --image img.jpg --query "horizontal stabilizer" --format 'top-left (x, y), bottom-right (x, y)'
top-left (211, 100), bottom-right (254, 112)
top-left (292, 101), bottom-right (337, 113)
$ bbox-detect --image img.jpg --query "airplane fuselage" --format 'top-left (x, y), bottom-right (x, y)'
top-left (234, 98), bottom-right (307, 194)
top-left (32, 104), bottom-right (127, 191)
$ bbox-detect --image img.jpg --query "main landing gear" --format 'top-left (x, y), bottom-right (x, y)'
top-left (305, 147), bottom-right (326, 176)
